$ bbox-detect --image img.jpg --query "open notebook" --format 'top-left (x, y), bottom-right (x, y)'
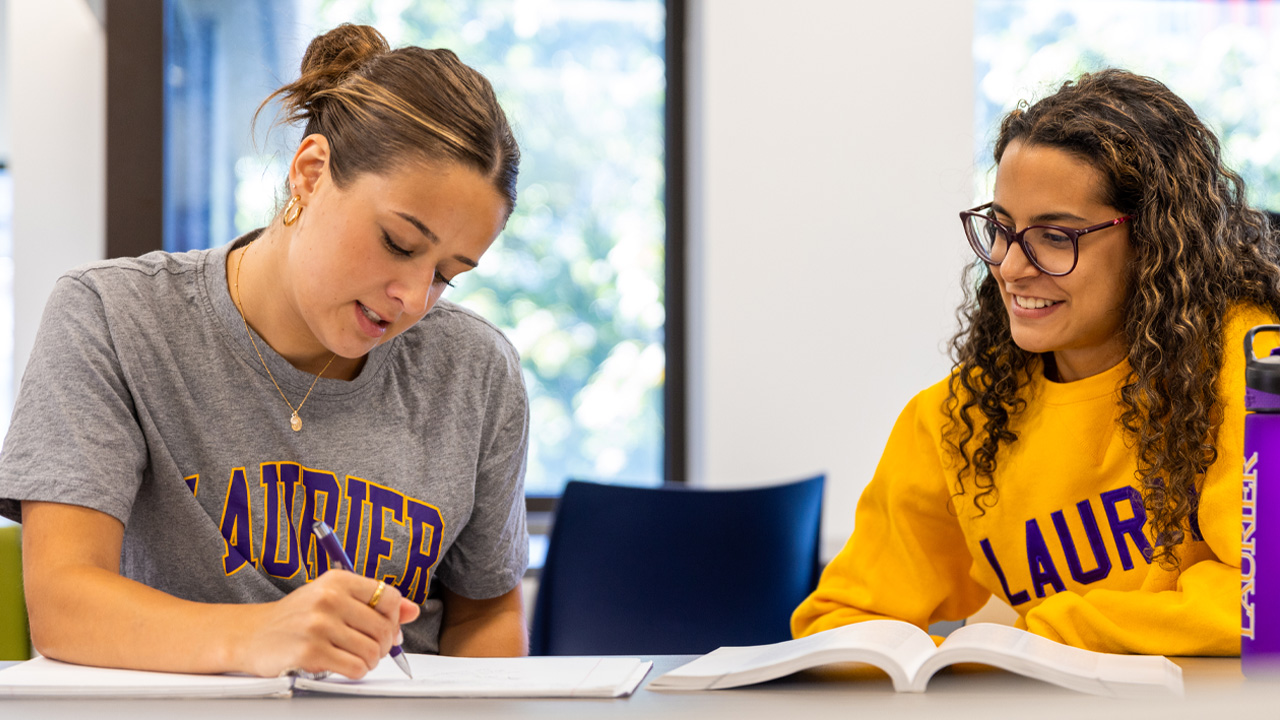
top-left (0, 653), bottom-right (652, 699)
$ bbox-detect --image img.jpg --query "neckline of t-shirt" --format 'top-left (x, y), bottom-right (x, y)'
top-left (199, 231), bottom-right (395, 402)
top-left (1033, 355), bottom-right (1131, 405)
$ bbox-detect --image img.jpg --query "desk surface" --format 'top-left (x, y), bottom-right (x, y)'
top-left (0, 656), bottom-right (1275, 720)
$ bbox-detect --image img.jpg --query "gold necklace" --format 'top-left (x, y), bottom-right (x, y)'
top-left (232, 241), bottom-right (337, 432)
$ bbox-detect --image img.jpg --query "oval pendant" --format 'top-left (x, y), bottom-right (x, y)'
top-left (290, 412), bottom-right (302, 432)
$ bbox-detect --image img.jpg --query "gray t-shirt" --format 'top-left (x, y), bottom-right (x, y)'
top-left (0, 234), bottom-right (529, 653)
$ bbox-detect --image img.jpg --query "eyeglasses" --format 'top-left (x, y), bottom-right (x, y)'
top-left (959, 202), bottom-right (1133, 276)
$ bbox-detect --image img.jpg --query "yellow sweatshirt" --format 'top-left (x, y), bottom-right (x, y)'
top-left (793, 306), bottom-right (1276, 655)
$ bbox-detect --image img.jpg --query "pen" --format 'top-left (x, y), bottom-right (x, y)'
top-left (312, 520), bottom-right (414, 679)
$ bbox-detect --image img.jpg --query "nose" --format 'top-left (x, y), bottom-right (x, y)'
top-left (389, 271), bottom-right (433, 317)
top-left (996, 240), bottom-right (1041, 283)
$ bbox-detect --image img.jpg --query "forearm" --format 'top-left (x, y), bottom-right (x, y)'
top-left (26, 563), bottom-right (251, 673)
top-left (439, 585), bottom-right (527, 657)
top-left (792, 593), bottom-right (900, 638)
top-left (23, 500), bottom-right (250, 673)
top-left (792, 495), bottom-right (990, 638)
top-left (22, 500), bottom-right (416, 678)
top-left (1023, 560), bottom-right (1240, 655)
top-left (439, 607), bottom-right (527, 656)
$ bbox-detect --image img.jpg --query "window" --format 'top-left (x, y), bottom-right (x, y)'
top-left (975, 0), bottom-right (1280, 207)
top-left (164, 0), bottom-right (677, 497)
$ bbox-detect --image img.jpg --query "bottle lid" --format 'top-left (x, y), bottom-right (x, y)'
top-left (1245, 325), bottom-right (1280, 398)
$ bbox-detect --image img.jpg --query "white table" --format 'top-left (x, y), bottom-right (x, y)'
top-left (0, 656), bottom-right (1274, 720)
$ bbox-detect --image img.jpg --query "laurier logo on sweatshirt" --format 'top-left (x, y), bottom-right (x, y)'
top-left (185, 462), bottom-right (444, 604)
top-left (979, 486), bottom-right (1165, 605)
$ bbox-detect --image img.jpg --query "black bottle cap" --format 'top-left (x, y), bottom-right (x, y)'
top-left (1245, 325), bottom-right (1280, 395)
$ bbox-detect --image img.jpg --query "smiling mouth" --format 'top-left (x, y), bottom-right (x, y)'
top-left (1013, 295), bottom-right (1061, 310)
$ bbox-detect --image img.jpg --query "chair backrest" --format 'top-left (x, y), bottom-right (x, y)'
top-left (530, 474), bottom-right (824, 656)
top-left (0, 524), bottom-right (30, 661)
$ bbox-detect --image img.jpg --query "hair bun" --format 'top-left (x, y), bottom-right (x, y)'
top-left (299, 23), bottom-right (390, 92)
top-left (255, 21), bottom-right (519, 214)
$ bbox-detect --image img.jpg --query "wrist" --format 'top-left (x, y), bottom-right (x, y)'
top-left (205, 602), bottom-right (259, 674)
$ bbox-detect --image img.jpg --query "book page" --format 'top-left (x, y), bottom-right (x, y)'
top-left (0, 657), bottom-right (292, 699)
top-left (294, 654), bottom-right (651, 698)
top-left (1096, 653), bottom-right (1185, 698)
top-left (648, 619), bottom-right (938, 691)
top-left (916, 622), bottom-right (1182, 697)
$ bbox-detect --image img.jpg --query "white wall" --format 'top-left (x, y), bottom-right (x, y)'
top-left (9, 0), bottom-right (106, 391)
top-left (688, 0), bottom-right (977, 558)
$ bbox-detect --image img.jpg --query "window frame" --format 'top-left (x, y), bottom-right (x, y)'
top-left (107, 0), bottom-right (688, 503)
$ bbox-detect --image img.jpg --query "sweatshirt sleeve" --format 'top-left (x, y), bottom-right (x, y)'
top-left (1020, 557), bottom-right (1239, 654)
top-left (1020, 309), bottom-right (1272, 656)
top-left (791, 385), bottom-right (991, 638)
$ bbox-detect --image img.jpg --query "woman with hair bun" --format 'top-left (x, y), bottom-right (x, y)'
top-left (794, 69), bottom-right (1280, 655)
top-left (0, 24), bottom-right (528, 677)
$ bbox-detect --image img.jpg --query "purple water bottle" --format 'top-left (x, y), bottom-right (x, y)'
top-left (1244, 324), bottom-right (1280, 675)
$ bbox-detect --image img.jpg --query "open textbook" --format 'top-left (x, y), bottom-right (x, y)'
top-left (0, 653), bottom-right (652, 699)
top-left (648, 620), bottom-right (1182, 698)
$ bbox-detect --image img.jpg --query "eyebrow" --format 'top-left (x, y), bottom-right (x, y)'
top-left (990, 202), bottom-right (1090, 225)
top-left (396, 211), bottom-right (479, 268)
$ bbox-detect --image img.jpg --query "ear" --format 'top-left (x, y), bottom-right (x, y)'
top-left (288, 134), bottom-right (331, 199)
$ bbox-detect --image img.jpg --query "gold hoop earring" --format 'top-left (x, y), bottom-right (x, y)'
top-left (283, 195), bottom-right (304, 226)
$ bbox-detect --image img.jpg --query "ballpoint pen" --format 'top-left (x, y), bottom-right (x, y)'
top-left (312, 520), bottom-right (414, 679)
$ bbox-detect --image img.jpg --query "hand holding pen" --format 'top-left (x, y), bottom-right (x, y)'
top-left (312, 520), bottom-right (415, 678)
top-left (228, 535), bottom-right (420, 679)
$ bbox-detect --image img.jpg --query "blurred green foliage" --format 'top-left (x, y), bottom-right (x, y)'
top-left (975, 0), bottom-right (1280, 210)
top-left (314, 0), bottom-right (667, 493)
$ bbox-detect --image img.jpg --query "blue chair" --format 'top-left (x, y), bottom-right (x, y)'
top-left (530, 474), bottom-right (824, 656)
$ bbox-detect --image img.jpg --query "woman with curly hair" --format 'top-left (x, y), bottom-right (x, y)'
top-left (793, 69), bottom-right (1280, 654)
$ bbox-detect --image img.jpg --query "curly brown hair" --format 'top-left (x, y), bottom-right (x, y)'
top-left (946, 69), bottom-right (1280, 568)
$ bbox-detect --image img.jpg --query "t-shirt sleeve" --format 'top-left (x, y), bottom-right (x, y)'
top-left (791, 384), bottom-right (991, 638)
top-left (434, 337), bottom-right (530, 599)
top-left (0, 274), bottom-right (149, 524)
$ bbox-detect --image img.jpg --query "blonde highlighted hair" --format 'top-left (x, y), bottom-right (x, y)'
top-left (257, 23), bottom-right (519, 210)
